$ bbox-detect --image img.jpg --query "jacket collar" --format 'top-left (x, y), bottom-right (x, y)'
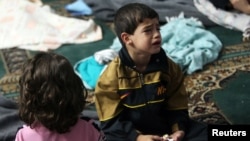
top-left (119, 47), bottom-right (169, 73)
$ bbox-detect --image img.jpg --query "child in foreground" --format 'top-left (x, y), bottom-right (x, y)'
top-left (94, 3), bottom-right (208, 141)
top-left (15, 52), bottom-right (106, 141)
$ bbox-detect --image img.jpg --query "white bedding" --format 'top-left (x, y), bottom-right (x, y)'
top-left (0, 0), bottom-right (102, 51)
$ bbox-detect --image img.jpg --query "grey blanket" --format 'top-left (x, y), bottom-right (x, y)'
top-left (85, 0), bottom-right (215, 26)
top-left (0, 96), bottom-right (23, 141)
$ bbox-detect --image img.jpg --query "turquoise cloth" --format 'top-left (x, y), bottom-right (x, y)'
top-left (74, 56), bottom-right (105, 90)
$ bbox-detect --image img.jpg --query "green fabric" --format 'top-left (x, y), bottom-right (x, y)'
top-left (213, 71), bottom-right (250, 124)
top-left (207, 25), bottom-right (242, 46)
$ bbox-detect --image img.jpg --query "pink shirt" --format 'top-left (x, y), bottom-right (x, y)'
top-left (15, 118), bottom-right (104, 141)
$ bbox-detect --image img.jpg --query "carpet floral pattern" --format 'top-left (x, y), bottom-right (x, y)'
top-left (0, 48), bottom-right (30, 101)
top-left (185, 42), bottom-right (250, 124)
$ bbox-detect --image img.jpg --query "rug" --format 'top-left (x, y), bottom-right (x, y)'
top-left (185, 42), bottom-right (250, 124)
top-left (212, 70), bottom-right (250, 124)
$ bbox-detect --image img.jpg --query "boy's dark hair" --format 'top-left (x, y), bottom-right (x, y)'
top-left (18, 52), bottom-right (87, 133)
top-left (114, 3), bottom-right (159, 45)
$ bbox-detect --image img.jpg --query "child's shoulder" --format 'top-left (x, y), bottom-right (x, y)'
top-left (80, 116), bottom-right (100, 131)
top-left (80, 116), bottom-right (107, 141)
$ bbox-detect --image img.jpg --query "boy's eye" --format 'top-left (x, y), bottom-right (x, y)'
top-left (144, 29), bottom-right (152, 32)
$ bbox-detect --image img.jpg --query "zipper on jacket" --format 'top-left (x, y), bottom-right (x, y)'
top-left (138, 73), bottom-right (144, 85)
top-left (138, 73), bottom-right (150, 109)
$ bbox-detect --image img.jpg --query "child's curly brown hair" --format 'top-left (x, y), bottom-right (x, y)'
top-left (18, 52), bottom-right (88, 133)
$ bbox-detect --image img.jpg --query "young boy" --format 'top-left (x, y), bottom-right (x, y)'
top-left (94, 3), bottom-right (208, 141)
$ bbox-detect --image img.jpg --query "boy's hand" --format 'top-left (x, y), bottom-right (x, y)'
top-left (162, 130), bottom-right (185, 141)
top-left (162, 134), bottom-right (173, 141)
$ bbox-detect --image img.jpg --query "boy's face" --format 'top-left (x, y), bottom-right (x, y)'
top-left (126, 18), bottom-right (162, 56)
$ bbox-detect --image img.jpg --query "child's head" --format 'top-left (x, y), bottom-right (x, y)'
top-left (18, 52), bottom-right (87, 133)
top-left (114, 3), bottom-right (159, 46)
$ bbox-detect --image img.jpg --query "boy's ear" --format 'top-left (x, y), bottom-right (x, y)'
top-left (121, 32), bottom-right (132, 45)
